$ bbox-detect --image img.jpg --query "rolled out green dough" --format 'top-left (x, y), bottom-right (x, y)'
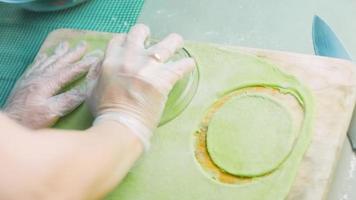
top-left (38, 30), bottom-right (315, 200)
top-left (207, 94), bottom-right (294, 177)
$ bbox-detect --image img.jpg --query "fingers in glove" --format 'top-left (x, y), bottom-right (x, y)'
top-left (103, 34), bottom-right (126, 67)
top-left (85, 62), bottom-right (104, 102)
top-left (45, 50), bottom-right (103, 96)
top-left (125, 24), bottom-right (150, 49)
top-left (33, 53), bottom-right (49, 68)
top-left (161, 57), bottom-right (196, 89)
top-left (48, 51), bottom-right (103, 117)
top-left (147, 33), bottom-right (184, 62)
top-left (57, 41), bottom-right (88, 65)
top-left (45, 41), bottom-right (88, 75)
top-left (38, 41), bottom-right (70, 72)
top-left (23, 53), bottom-right (48, 78)
top-left (86, 50), bottom-right (104, 80)
top-left (49, 82), bottom-right (88, 117)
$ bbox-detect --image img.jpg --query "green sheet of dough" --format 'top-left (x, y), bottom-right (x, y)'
top-left (41, 32), bottom-right (314, 200)
top-left (107, 43), bottom-right (314, 200)
top-left (206, 94), bottom-right (294, 177)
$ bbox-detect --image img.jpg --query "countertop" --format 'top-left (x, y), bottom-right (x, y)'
top-left (137, 1), bottom-right (356, 199)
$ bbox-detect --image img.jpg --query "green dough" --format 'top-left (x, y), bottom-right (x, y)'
top-left (107, 43), bottom-right (314, 200)
top-left (207, 94), bottom-right (294, 177)
top-left (40, 31), bottom-right (315, 200)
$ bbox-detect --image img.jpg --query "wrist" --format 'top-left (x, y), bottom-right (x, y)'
top-left (93, 112), bottom-right (152, 151)
top-left (89, 120), bottom-right (144, 151)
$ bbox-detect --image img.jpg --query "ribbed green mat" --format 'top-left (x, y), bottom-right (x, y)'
top-left (0, 0), bottom-right (144, 107)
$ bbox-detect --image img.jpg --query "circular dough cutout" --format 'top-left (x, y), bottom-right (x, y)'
top-left (206, 94), bottom-right (295, 177)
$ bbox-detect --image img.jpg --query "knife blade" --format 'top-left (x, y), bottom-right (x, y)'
top-left (312, 15), bottom-right (356, 151)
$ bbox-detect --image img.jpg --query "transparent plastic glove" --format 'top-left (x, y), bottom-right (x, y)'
top-left (90, 24), bottom-right (196, 149)
top-left (4, 41), bottom-right (104, 129)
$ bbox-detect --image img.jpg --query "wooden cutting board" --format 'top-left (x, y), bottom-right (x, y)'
top-left (38, 29), bottom-right (356, 200)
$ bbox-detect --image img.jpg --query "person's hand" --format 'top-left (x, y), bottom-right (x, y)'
top-left (89, 24), bottom-right (196, 149)
top-left (4, 41), bottom-right (103, 129)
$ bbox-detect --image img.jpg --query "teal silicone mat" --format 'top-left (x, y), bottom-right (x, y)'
top-left (0, 0), bottom-right (144, 107)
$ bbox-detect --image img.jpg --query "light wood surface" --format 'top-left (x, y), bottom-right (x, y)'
top-left (40, 29), bottom-right (356, 200)
top-left (242, 48), bottom-right (356, 200)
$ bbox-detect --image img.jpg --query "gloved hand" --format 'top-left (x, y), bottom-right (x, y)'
top-left (4, 41), bottom-right (104, 129)
top-left (90, 24), bottom-right (196, 149)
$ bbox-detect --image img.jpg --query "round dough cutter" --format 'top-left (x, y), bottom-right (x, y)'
top-left (144, 39), bottom-right (199, 125)
top-left (159, 48), bottom-right (199, 125)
